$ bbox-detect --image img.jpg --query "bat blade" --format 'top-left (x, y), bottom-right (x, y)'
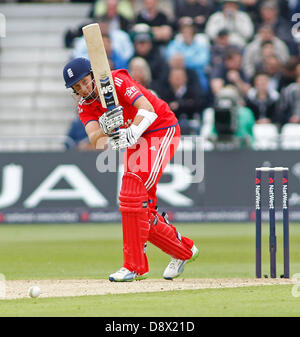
top-left (82, 23), bottom-right (118, 109)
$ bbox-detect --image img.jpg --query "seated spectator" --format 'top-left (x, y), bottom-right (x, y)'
top-left (90, 0), bottom-right (132, 32)
top-left (260, 55), bottom-right (283, 92)
top-left (279, 74), bottom-right (300, 125)
top-left (129, 56), bottom-right (153, 89)
top-left (278, 57), bottom-right (299, 92)
top-left (135, 0), bottom-right (173, 47)
top-left (167, 52), bottom-right (202, 92)
top-left (210, 47), bottom-right (251, 96)
top-left (71, 19), bottom-right (133, 64)
top-left (131, 23), bottom-right (169, 93)
top-left (205, 85), bottom-right (255, 148)
top-left (166, 18), bottom-right (210, 92)
top-left (65, 116), bottom-right (94, 151)
top-left (90, 0), bottom-right (135, 23)
top-left (257, 40), bottom-right (284, 73)
top-left (161, 67), bottom-right (202, 134)
top-left (242, 23), bottom-right (290, 80)
top-left (102, 33), bottom-right (129, 69)
top-left (64, 20), bottom-right (93, 49)
top-left (174, 0), bottom-right (216, 33)
top-left (64, 0), bottom-right (134, 48)
top-left (205, 0), bottom-right (254, 48)
top-left (210, 28), bottom-right (240, 69)
top-left (72, 24), bottom-right (130, 70)
top-left (245, 71), bottom-right (280, 124)
top-left (258, 0), bottom-right (297, 54)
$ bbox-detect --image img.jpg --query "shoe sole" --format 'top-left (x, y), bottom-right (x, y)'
top-left (108, 276), bottom-right (135, 282)
top-left (163, 246), bottom-right (199, 280)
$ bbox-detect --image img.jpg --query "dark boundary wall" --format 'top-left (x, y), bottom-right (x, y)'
top-left (1, 150), bottom-right (300, 223)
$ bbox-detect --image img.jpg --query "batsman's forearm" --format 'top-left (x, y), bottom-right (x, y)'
top-left (88, 128), bottom-right (107, 148)
top-left (96, 135), bottom-right (108, 150)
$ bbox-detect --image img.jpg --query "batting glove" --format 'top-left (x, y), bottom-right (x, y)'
top-left (109, 126), bottom-right (138, 151)
top-left (99, 106), bottom-right (124, 135)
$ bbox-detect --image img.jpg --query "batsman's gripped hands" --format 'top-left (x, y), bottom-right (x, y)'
top-left (99, 105), bottom-right (124, 135)
top-left (109, 126), bottom-right (138, 151)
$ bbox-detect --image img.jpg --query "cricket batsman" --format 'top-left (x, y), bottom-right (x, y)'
top-left (63, 57), bottom-right (199, 282)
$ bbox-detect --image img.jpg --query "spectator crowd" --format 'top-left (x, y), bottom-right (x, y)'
top-left (63, 0), bottom-right (300, 149)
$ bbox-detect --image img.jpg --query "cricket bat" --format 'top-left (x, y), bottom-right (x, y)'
top-left (82, 23), bottom-right (119, 110)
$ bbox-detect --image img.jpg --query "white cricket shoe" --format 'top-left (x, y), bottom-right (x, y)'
top-left (163, 245), bottom-right (199, 280)
top-left (109, 267), bottom-right (149, 282)
top-left (109, 267), bottom-right (136, 282)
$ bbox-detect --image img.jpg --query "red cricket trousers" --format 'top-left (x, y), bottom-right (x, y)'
top-left (121, 124), bottom-right (194, 274)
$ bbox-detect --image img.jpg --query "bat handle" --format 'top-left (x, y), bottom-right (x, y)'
top-left (107, 105), bottom-right (120, 132)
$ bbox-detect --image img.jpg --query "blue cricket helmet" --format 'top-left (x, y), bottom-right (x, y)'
top-left (63, 57), bottom-right (92, 88)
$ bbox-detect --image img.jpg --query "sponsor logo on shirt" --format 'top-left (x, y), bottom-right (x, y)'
top-left (125, 86), bottom-right (139, 99)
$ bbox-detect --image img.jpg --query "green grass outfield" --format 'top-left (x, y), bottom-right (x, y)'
top-left (0, 223), bottom-right (300, 317)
